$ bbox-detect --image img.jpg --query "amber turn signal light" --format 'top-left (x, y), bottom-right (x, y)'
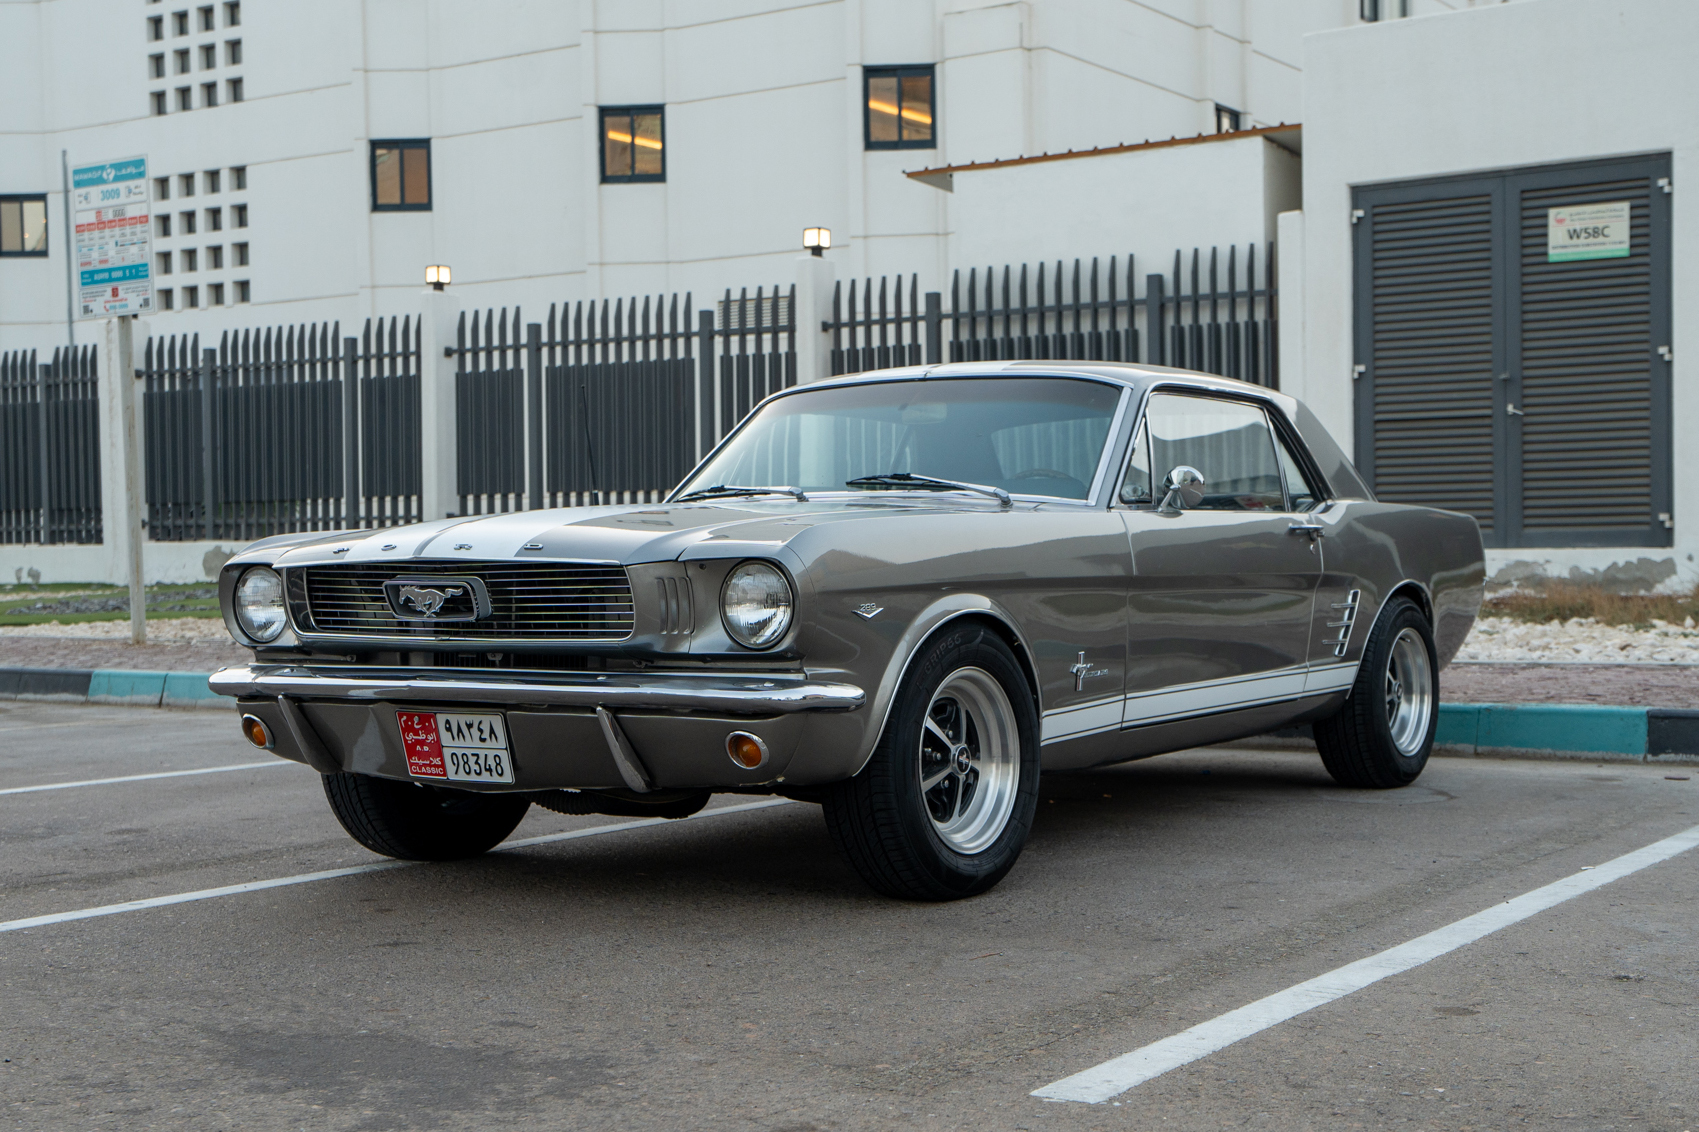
top-left (726, 731), bottom-right (768, 770)
top-left (241, 714), bottom-right (273, 750)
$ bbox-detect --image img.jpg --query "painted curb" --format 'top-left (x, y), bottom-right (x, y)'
top-left (1, 667), bottom-right (226, 710)
top-left (1436, 703), bottom-right (1649, 756)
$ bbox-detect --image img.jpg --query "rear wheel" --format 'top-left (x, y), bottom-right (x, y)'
top-left (823, 623), bottom-right (1039, 901)
top-left (322, 772), bottom-right (530, 860)
top-left (1313, 597), bottom-right (1438, 788)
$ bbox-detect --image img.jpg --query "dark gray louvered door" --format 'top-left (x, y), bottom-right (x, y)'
top-left (1356, 189), bottom-right (1502, 538)
top-left (1509, 170), bottom-right (1670, 545)
top-left (1354, 155), bottom-right (1670, 548)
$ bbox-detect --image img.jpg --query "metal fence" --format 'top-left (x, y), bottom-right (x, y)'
top-left (450, 286), bottom-right (794, 515)
top-left (142, 318), bottom-right (421, 541)
top-left (827, 243), bottom-right (1277, 387)
top-left (0, 346), bottom-right (102, 545)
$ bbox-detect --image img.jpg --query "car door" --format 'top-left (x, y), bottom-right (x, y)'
top-left (1118, 391), bottom-right (1320, 727)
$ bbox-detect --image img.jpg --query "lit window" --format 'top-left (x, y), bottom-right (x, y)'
top-left (231, 166), bottom-right (246, 190)
top-left (370, 139), bottom-right (431, 210)
top-left (235, 279), bottom-right (249, 303)
top-left (227, 77), bottom-right (243, 103)
top-left (226, 38), bottom-right (241, 65)
top-left (157, 251), bottom-right (173, 275)
top-left (1214, 104), bottom-right (1241, 133)
top-left (864, 65), bottom-right (934, 150)
top-left (0, 196), bottom-right (49, 257)
top-left (599, 106), bottom-right (664, 183)
top-left (150, 53), bottom-right (165, 78)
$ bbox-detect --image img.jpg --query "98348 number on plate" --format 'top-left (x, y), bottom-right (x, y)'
top-left (397, 711), bottom-right (514, 784)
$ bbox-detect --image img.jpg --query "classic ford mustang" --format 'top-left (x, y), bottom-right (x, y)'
top-left (212, 362), bottom-right (1484, 900)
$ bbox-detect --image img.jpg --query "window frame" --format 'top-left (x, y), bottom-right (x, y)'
top-left (369, 138), bottom-right (433, 211)
top-left (598, 105), bottom-right (666, 184)
top-left (0, 195), bottom-right (50, 258)
top-left (1214, 104), bottom-right (1241, 134)
top-left (863, 64), bottom-right (936, 151)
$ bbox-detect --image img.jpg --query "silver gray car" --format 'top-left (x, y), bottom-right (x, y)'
top-left (212, 362), bottom-right (1484, 900)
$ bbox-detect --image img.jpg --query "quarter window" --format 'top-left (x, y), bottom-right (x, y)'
top-left (370, 140), bottom-right (431, 210)
top-left (599, 106), bottom-right (664, 183)
top-left (864, 65), bottom-right (934, 150)
top-left (1141, 394), bottom-right (1285, 512)
top-left (1273, 429), bottom-right (1321, 512)
top-left (0, 196), bottom-right (49, 256)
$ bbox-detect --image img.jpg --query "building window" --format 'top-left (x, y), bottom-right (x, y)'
top-left (157, 214), bottom-right (172, 238)
top-left (225, 38), bottom-right (241, 65)
top-left (160, 288), bottom-right (174, 310)
top-left (204, 169), bottom-right (220, 193)
top-left (224, 1), bottom-right (239, 27)
top-left (231, 166), bottom-right (246, 190)
top-left (172, 10), bottom-right (188, 35)
top-left (157, 251), bottom-right (173, 275)
top-left (227, 77), bottom-right (243, 103)
top-left (179, 173), bottom-right (195, 197)
top-left (202, 81), bottom-right (217, 107)
top-left (150, 53), bottom-right (165, 78)
top-left (206, 207), bottom-right (222, 231)
top-left (1359, 0), bottom-right (1409, 18)
top-left (599, 106), bottom-right (664, 183)
top-left (176, 86), bottom-right (192, 111)
top-left (208, 244), bottom-right (223, 269)
top-left (198, 5), bottom-right (214, 31)
top-left (183, 285), bottom-right (198, 308)
top-left (233, 241), bottom-right (248, 266)
top-left (1214, 104), bottom-right (1241, 133)
top-left (864, 65), bottom-right (934, 149)
top-left (149, 15), bottom-right (164, 40)
top-left (153, 177), bottom-right (170, 201)
top-left (174, 48), bottom-right (190, 74)
top-left (151, 91), bottom-right (167, 116)
top-left (208, 282), bottom-right (224, 305)
top-left (0, 196), bottom-right (49, 256)
top-left (181, 248), bottom-right (197, 272)
top-left (233, 203), bottom-right (247, 227)
top-left (180, 210), bottom-right (196, 234)
top-left (370, 139), bottom-right (431, 210)
top-left (235, 279), bottom-right (249, 303)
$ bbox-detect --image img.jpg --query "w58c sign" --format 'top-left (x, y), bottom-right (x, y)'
top-left (1547, 200), bottom-right (1630, 263)
top-left (71, 156), bottom-right (154, 319)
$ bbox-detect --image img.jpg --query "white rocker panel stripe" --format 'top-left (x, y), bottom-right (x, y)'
top-left (1041, 695), bottom-right (1124, 745)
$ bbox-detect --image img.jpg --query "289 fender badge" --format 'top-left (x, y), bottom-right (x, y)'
top-left (854, 602), bottom-right (884, 620)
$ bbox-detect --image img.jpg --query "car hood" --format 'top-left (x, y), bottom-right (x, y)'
top-left (260, 497), bottom-right (1028, 569)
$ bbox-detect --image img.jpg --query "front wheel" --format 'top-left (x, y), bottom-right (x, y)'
top-left (1313, 597), bottom-right (1438, 788)
top-left (823, 623), bottom-right (1040, 900)
top-left (322, 772), bottom-right (531, 860)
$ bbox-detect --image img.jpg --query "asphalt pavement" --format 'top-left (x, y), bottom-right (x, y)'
top-left (1, 700), bottom-right (1695, 1131)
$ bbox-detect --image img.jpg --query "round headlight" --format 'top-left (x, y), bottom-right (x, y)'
top-left (235, 567), bottom-right (288, 643)
top-left (720, 561), bottom-right (793, 649)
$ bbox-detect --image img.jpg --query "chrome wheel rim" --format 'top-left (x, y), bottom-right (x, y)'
top-left (1385, 627), bottom-right (1434, 757)
top-left (918, 667), bottom-right (1020, 855)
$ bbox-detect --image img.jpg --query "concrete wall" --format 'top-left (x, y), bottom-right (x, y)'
top-left (1299, 0), bottom-right (1699, 589)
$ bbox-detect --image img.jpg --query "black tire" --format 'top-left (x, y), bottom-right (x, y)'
top-left (322, 772), bottom-right (531, 860)
top-left (1313, 597), bottom-right (1438, 789)
top-left (823, 622), bottom-right (1040, 901)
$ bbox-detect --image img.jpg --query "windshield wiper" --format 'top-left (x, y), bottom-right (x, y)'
top-left (844, 473), bottom-right (1011, 508)
top-left (675, 484), bottom-right (809, 503)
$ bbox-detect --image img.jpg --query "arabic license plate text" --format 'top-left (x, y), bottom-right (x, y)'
top-left (397, 711), bottom-right (514, 784)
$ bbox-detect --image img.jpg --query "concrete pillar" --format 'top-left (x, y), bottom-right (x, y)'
top-left (1276, 210), bottom-right (1306, 405)
top-left (793, 253), bottom-right (836, 384)
top-left (418, 287), bottom-right (461, 521)
top-left (99, 316), bottom-right (146, 635)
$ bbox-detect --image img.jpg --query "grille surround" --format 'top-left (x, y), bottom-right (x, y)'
top-left (292, 560), bottom-right (636, 642)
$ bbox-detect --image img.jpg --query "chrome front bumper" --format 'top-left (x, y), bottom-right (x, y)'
top-left (207, 664), bottom-right (866, 714)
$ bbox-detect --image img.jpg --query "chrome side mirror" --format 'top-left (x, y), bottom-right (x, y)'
top-left (1158, 465), bottom-right (1205, 514)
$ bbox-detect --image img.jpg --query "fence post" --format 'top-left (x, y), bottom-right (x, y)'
top-left (697, 308), bottom-right (716, 457)
top-left (342, 336), bottom-right (359, 528)
top-left (924, 292), bottom-right (943, 365)
top-left (419, 286), bottom-right (461, 520)
top-left (36, 355), bottom-right (51, 544)
top-left (525, 322), bottom-right (543, 509)
top-left (199, 347), bottom-right (216, 541)
top-left (792, 253), bottom-right (835, 384)
top-left (1146, 274), bottom-right (1167, 367)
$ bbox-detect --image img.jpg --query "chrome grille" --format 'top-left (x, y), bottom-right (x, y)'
top-left (295, 560), bottom-right (635, 641)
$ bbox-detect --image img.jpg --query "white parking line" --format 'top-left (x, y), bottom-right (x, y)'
top-left (1033, 820), bottom-right (1699, 1104)
top-left (0, 797), bottom-right (793, 935)
top-left (0, 761), bottom-right (290, 795)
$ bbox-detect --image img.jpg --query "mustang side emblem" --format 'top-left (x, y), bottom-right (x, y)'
top-left (854, 603), bottom-right (884, 620)
top-left (382, 576), bottom-right (493, 623)
top-left (1070, 651), bottom-right (1109, 692)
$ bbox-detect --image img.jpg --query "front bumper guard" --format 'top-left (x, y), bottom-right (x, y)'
top-left (207, 663), bottom-right (867, 715)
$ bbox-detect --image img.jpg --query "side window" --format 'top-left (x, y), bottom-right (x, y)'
top-left (1144, 393), bottom-right (1284, 511)
top-left (1118, 420), bottom-right (1151, 506)
top-left (1273, 428), bottom-right (1321, 512)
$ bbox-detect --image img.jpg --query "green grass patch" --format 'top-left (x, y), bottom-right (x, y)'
top-left (0, 582), bottom-right (221, 625)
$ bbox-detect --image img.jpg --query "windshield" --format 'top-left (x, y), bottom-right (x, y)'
top-left (676, 377), bottom-right (1123, 501)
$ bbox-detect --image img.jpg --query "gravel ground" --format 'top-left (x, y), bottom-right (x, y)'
top-left (1459, 614), bottom-right (1699, 663)
top-left (1444, 662), bottom-right (1697, 709)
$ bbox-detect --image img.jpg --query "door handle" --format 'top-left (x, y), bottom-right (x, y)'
top-left (1287, 523), bottom-right (1325, 540)
top-left (1506, 403), bottom-right (1524, 416)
